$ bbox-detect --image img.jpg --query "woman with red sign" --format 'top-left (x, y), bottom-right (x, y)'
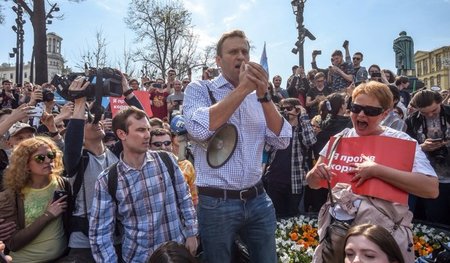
top-left (306, 81), bottom-right (439, 263)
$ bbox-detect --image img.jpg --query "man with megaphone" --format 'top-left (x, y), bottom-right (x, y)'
top-left (183, 30), bottom-right (292, 263)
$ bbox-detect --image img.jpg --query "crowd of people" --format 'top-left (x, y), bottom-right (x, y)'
top-left (0, 29), bottom-right (449, 263)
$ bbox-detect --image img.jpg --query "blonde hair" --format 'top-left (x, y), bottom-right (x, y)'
top-left (3, 136), bottom-right (63, 196)
top-left (352, 81), bottom-right (393, 110)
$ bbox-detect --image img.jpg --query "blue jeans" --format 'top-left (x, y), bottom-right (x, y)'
top-left (198, 192), bottom-right (277, 263)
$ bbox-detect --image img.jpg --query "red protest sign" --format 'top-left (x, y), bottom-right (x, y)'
top-left (320, 136), bottom-right (416, 205)
top-left (109, 91), bottom-right (153, 117)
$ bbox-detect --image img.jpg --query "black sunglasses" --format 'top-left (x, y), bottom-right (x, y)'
top-left (151, 141), bottom-right (172, 147)
top-left (350, 103), bottom-right (384, 117)
top-left (352, 57), bottom-right (361, 61)
top-left (280, 106), bottom-right (294, 111)
top-left (33, 151), bottom-right (57, 164)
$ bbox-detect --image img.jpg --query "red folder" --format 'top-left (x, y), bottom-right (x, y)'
top-left (319, 136), bottom-right (416, 205)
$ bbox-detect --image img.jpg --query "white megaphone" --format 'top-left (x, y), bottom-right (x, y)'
top-left (170, 115), bottom-right (238, 168)
top-left (205, 123), bottom-right (238, 168)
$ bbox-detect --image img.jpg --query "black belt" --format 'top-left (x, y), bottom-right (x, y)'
top-left (198, 181), bottom-right (265, 201)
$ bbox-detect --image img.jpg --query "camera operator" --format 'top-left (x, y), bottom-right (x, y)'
top-left (0, 80), bottom-right (19, 110)
top-left (406, 89), bottom-right (450, 226)
top-left (60, 70), bottom-right (144, 262)
top-left (167, 79), bottom-right (184, 117)
top-left (149, 78), bottom-right (169, 121)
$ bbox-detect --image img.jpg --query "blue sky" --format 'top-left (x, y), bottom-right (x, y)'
top-left (1, 0), bottom-right (449, 84)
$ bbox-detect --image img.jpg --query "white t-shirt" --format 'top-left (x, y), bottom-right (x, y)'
top-left (319, 127), bottom-right (437, 220)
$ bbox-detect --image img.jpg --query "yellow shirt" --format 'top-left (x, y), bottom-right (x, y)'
top-left (178, 160), bottom-right (198, 206)
top-left (10, 178), bottom-right (67, 262)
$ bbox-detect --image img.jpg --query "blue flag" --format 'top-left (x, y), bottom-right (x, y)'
top-left (260, 42), bottom-right (269, 78)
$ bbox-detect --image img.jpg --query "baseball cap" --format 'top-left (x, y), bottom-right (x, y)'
top-left (6, 122), bottom-right (36, 139)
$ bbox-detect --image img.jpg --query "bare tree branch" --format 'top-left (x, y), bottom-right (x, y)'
top-left (125, 0), bottom-right (213, 80)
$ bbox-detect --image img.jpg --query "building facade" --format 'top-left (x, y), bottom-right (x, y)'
top-left (0, 32), bottom-right (64, 84)
top-left (415, 45), bottom-right (450, 90)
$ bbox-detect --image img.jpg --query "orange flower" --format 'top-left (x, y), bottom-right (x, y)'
top-left (290, 232), bottom-right (299, 241)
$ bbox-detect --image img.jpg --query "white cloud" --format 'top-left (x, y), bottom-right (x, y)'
top-left (239, 2), bottom-right (252, 11)
top-left (223, 15), bottom-right (238, 27)
top-left (184, 0), bottom-right (207, 16)
top-left (192, 28), bottom-right (217, 49)
top-left (95, 0), bottom-right (128, 15)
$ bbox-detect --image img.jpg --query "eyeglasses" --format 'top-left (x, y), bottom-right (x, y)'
top-left (280, 106), bottom-right (294, 111)
top-left (352, 57), bottom-right (361, 61)
top-left (182, 81), bottom-right (190, 84)
top-left (33, 151), bottom-right (57, 164)
top-left (151, 141), bottom-right (172, 147)
top-left (349, 103), bottom-right (384, 117)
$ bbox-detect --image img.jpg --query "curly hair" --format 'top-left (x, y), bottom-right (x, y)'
top-left (3, 136), bottom-right (63, 195)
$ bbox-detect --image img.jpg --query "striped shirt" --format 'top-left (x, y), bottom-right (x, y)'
top-left (89, 151), bottom-right (198, 263)
top-left (183, 75), bottom-right (292, 190)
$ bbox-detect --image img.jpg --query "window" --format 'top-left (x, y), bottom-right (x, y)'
top-left (437, 74), bottom-right (441, 86)
top-left (10, 73), bottom-right (13, 79)
top-left (417, 61), bottom-right (422, 76)
top-left (24, 72), bottom-right (27, 78)
top-left (424, 78), bottom-right (428, 86)
top-left (423, 59), bottom-right (429, 74)
top-left (436, 55), bottom-right (442, 71)
top-left (430, 76), bottom-right (435, 86)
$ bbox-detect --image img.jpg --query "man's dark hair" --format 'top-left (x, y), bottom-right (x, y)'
top-left (395, 75), bottom-right (409, 86)
top-left (216, 30), bottom-right (249, 57)
top-left (149, 117), bottom-right (164, 129)
top-left (129, 79), bottom-right (139, 85)
top-left (319, 93), bottom-right (346, 120)
top-left (292, 65), bottom-right (299, 71)
top-left (368, 64), bottom-right (381, 73)
top-left (332, 50), bottom-right (343, 57)
top-left (388, 85), bottom-right (400, 107)
top-left (354, 52), bottom-right (364, 59)
top-left (410, 89), bottom-right (443, 108)
top-left (150, 128), bottom-right (172, 143)
top-left (2, 80), bottom-right (12, 85)
top-left (281, 98), bottom-right (301, 107)
top-left (112, 106), bottom-right (148, 136)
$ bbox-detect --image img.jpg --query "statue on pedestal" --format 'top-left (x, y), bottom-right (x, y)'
top-left (393, 31), bottom-right (415, 76)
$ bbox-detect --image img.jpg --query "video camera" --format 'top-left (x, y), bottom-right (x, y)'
top-left (50, 67), bottom-right (123, 102)
top-left (51, 67), bottom-right (123, 124)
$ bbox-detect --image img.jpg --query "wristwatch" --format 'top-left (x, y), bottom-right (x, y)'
top-left (257, 92), bottom-right (272, 103)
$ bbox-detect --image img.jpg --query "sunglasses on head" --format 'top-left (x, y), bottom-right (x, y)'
top-left (33, 151), bottom-right (56, 164)
top-left (350, 103), bottom-right (384, 117)
top-left (280, 106), bottom-right (294, 111)
top-left (151, 141), bottom-right (172, 147)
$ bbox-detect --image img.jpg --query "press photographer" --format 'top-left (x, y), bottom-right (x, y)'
top-left (59, 69), bottom-right (144, 262)
top-left (406, 89), bottom-right (450, 226)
